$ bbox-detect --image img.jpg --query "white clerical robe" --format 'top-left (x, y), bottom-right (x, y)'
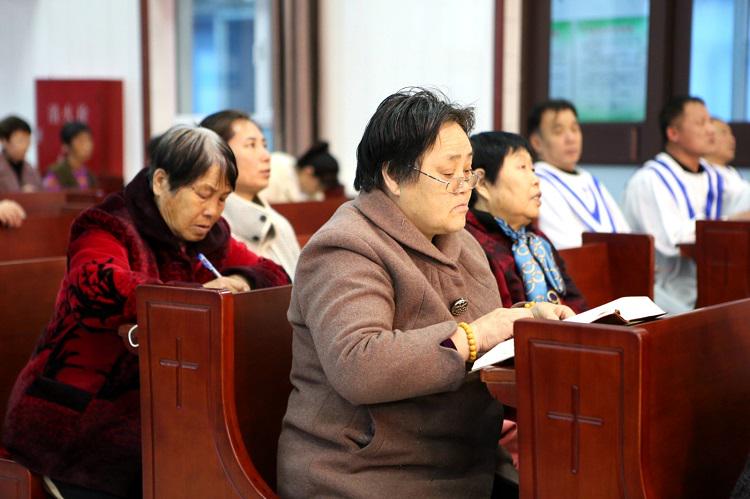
top-left (711, 163), bottom-right (750, 215)
top-left (222, 193), bottom-right (301, 280)
top-left (535, 161), bottom-right (631, 250)
top-left (623, 152), bottom-right (741, 313)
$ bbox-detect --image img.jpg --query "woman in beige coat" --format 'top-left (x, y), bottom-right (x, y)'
top-left (277, 88), bottom-right (573, 498)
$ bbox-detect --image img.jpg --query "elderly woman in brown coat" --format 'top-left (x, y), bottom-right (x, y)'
top-left (277, 88), bottom-right (574, 498)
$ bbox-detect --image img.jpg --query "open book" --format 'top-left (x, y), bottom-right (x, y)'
top-left (563, 296), bottom-right (666, 325)
top-left (470, 296), bottom-right (666, 372)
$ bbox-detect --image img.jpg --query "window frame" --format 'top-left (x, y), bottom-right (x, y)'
top-left (503, 0), bottom-right (706, 165)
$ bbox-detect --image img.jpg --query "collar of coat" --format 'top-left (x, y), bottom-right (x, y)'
top-left (121, 167), bottom-right (230, 256)
top-left (352, 188), bottom-right (463, 267)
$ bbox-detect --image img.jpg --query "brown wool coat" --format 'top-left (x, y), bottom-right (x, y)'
top-left (277, 189), bottom-right (505, 498)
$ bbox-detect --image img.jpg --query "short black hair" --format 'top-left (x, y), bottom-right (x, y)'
top-left (354, 88), bottom-right (475, 192)
top-left (297, 141), bottom-right (341, 190)
top-left (659, 96), bottom-right (706, 144)
top-left (60, 121), bottom-right (91, 145)
top-left (199, 110), bottom-right (258, 143)
top-left (147, 125), bottom-right (238, 192)
top-left (469, 131), bottom-right (533, 207)
top-left (0, 115), bottom-right (31, 140)
top-left (526, 99), bottom-right (578, 137)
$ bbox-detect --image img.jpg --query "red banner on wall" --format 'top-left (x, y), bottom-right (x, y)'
top-left (35, 79), bottom-right (123, 179)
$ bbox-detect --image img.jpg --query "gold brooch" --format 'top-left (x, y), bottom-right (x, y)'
top-left (450, 298), bottom-right (469, 316)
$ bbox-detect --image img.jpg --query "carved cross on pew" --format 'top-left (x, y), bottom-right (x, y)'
top-left (159, 337), bottom-right (199, 408)
top-left (546, 384), bottom-right (603, 474)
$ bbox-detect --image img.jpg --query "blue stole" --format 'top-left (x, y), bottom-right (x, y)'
top-left (535, 166), bottom-right (617, 232)
top-left (646, 156), bottom-right (723, 220)
top-left (495, 217), bottom-right (566, 303)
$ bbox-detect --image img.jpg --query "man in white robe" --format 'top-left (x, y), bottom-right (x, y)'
top-left (527, 100), bottom-right (631, 250)
top-left (623, 97), bottom-right (750, 313)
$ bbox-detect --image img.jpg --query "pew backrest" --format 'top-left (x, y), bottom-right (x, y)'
top-left (559, 232), bottom-right (654, 307)
top-left (137, 284), bottom-right (294, 499)
top-left (0, 213), bottom-right (76, 261)
top-left (695, 220), bottom-right (750, 307)
top-left (3, 191), bottom-right (103, 215)
top-left (514, 298), bottom-right (750, 498)
top-left (272, 197), bottom-right (348, 246)
top-left (0, 256), bottom-right (66, 428)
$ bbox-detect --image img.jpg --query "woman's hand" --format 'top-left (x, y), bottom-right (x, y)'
top-left (0, 199), bottom-right (26, 228)
top-left (202, 274), bottom-right (251, 293)
top-left (530, 302), bottom-right (575, 320)
top-left (449, 307), bottom-right (533, 358)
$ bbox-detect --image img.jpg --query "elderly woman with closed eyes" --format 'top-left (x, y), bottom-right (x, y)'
top-left (3, 125), bottom-right (289, 499)
top-left (277, 89), bottom-right (573, 498)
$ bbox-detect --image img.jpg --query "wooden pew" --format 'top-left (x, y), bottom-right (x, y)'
top-left (0, 213), bottom-right (77, 261)
top-left (3, 190), bottom-right (104, 215)
top-left (0, 457), bottom-right (45, 499)
top-left (558, 232), bottom-right (654, 307)
top-left (484, 298), bottom-right (750, 498)
top-left (0, 257), bottom-right (65, 499)
top-left (136, 284), bottom-right (294, 498)
top-left (695, 220), bottom-right (750, 307)
top-left (272, 197), bottom-right (348, 246)
top-left (0, 256), bottom-right (66, 425)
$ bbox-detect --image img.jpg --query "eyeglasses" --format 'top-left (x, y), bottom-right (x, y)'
top-left (412, 167), bottom-right (483, 193)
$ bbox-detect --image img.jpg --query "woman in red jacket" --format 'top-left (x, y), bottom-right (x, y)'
top-left (2, 125), bottom-right (289, 499)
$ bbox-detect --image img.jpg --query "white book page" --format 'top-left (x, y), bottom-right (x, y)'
top-left (564, 296), bottom-right (665, 324)
top-left (470, 339), bottom-right (514, 372)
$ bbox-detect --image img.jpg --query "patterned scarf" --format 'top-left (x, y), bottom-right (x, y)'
top-left (495, 217), bottom-right (566, 303)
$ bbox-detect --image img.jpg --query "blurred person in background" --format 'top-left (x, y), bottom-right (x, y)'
top-left (43, 121), bottom-right (97, 191)
top-left (0, 115), bottom-right (42, 193)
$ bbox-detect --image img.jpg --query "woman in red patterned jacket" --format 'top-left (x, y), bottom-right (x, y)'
top-left (2, 125), bottom-right (290, 499)
top-left (465, 131), bottom-right (587, 313)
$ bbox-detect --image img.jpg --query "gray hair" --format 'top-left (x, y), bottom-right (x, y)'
top-left (147, 124), bottom-right (238, 191)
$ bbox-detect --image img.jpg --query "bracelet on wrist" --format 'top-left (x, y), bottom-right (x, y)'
top-left (457, 322), bottom-right (477, 362)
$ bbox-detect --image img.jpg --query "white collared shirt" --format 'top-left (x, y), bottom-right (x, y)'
top-left (535, 161), bottom-right (631, 250)
top-left (222, 193), bottom-right (301, 280)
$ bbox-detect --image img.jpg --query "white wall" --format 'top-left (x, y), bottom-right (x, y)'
top-left (0, 0), bottom-right (143, 181)
top-left (319, 0), bottom-right (496, 195)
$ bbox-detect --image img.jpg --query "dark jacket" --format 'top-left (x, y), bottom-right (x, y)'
top-left (465, 208), bottom-right (587, 313)
top-left (2, 168), bottom-right (289, 497)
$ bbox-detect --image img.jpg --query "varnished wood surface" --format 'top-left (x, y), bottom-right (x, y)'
top-left (0, 457), bottom-right (45, 499)
top-left (0, 213), bottom-right (77, 261)
top-left (0, 257), bottom-right (66, 426)
top-left (695, 220), bottom-right (750, 307)
top-left (0, 257), bottom-right (64, 499)
top-left (506, 298), bottom-right (750, 499)
top-left (271, 197), bottom-right (348, 246)
top-left (137, 284), bottom-right (294, 498)
top-left (559, 232), bottom-right (654, 308)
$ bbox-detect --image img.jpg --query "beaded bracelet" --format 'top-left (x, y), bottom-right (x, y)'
top-left (457, 322), bottom-right (477, 362)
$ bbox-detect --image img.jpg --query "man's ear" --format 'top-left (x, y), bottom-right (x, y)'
top-left (666, 124), bottom-right (680, 144)
top-left (529, 132), bottom-right (543, 154)
top-left (381, 164), bottom-right (401, 196)
top-left (151, 168), bottom-right (170, 198)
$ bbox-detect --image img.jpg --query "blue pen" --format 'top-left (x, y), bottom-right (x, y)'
top-left (197, 252), bottom-right (223, 278)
